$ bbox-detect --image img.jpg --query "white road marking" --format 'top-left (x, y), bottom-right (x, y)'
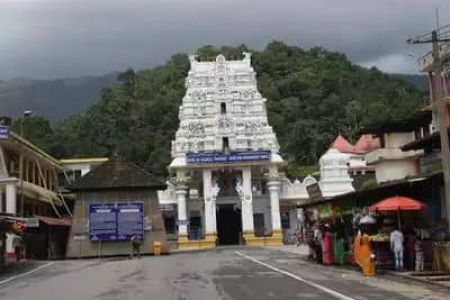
top-left (0, 262), bottom-right (55, 286)
top-left (235, 251), bottom-right (356, 300)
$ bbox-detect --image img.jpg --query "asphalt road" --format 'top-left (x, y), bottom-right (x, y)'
top-left (0, 247), bottom-right (448, 300)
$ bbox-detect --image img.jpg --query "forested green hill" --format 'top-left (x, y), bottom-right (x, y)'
top-left (16, 42), bottom-right (425, 178)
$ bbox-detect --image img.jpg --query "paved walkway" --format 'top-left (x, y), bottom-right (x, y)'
top-left (1, 247), bottom-right (449, 300)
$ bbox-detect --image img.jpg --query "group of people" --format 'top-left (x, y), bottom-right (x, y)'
top-left (303, 220), bottom-right (348, 265)
top-left (389, 228), bottom-right (424, 272)
top-left (302, 215), bottom-right (426, 273)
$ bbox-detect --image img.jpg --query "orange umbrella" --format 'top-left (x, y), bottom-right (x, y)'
top-left (369, 196), bottom-right (427, 212)
top-left (369, 196), bottom-right (427, 230)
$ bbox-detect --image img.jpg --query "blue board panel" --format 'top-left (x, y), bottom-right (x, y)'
top-left (116, 202), bottom-right (144, 240)
top-left (89, 203), bottom-right (117, 241)
top-left (0, 126), bottom-right (10, 140)
top-left (187, 151), bottom-right (271, 164)
top-left (89, 201), bottom-right (144, 241)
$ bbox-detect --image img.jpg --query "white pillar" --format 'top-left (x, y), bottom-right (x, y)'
top-left (268, 181), bottom-right (281, 233)
top-left (6, 182), bottom-right (17, 215)
top-left (267, 165), bottom-right (282, 234)
top-left (241, 167), bottom-right (254, 234)
top-left (175, 186), bottom-right (188, 237)
top-left (5, 181), bottom-right (17, 258)
top-left (203, 169), bottom-right (217, 237)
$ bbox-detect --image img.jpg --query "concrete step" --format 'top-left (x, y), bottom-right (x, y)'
top-left (425, 276), bottom-right (450, 282)
top-left (409, 271), bottom-right (450, 277)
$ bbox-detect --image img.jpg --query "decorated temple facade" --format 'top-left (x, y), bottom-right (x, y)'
top-left (159, 53), bottom-right (310, 249)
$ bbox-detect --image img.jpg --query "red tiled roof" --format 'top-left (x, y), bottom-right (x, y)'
top-left (331, 135), bottom-right (355, 153)
top-left (354, 134), bottom-right (380, 153)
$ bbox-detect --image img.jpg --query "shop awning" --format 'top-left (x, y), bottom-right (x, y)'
top-left (35, 215), bottom-right (72, 227)
top-left (369, 196), bottom-right (428, 211)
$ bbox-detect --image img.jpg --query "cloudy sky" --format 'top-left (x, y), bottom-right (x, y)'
top-left (0, 0), bottom-right (449, 80)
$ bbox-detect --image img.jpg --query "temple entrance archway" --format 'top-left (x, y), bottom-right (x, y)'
top-left (216, 204), bottom-right (242, 245)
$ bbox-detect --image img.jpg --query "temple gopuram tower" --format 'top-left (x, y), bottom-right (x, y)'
top-left (159, 53), bottom-right (286, 249)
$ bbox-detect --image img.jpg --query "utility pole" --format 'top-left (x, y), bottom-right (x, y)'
top-left (408, 26), bottom-right (450, 228)
top-left (19, 109), bottom-right (32, 217)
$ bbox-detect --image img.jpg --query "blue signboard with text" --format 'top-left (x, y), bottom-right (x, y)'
top-left (116, 202), bottom-right (144, 240)
top-left (187, 150), bottom-right (271, 164)
top-left (89, 201), bottom-right (144, 241)
top-left (89, 203), bottom-right (117, 241)
top-left (0, 126), bottom-right (10, 140)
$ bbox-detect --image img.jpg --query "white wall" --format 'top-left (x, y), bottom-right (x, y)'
top-left (384, 132), bottom-right (415, 148)
top-left (63, 163), bottom-right (94, 176)
top-left (375, 160), bottom-right (418, 183)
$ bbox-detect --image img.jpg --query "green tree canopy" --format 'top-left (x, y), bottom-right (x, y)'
top-left (40, 41), bottom-right (423, 178)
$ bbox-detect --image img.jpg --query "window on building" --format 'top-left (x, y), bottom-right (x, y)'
top-left (222, 137), bottom-right (229, 153)
top-left (220, 102), bottom-right (226, 114)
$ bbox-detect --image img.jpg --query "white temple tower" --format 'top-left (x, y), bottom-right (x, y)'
top-left (162, 53), bottom-right (286, 249)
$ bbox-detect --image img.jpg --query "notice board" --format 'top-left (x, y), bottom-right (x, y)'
top-left (89, 201), bottom-right (144, 241)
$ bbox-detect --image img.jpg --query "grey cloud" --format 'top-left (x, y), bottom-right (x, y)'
top-left (0, 0), bottom-right (449, 79)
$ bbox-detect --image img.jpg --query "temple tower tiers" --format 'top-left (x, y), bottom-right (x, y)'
top-left (171, 53), bottom-right (279, 158)
top-left (165, 53), bottom-right (285, 249)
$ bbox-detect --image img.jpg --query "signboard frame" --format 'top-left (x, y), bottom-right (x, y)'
top-left (89, 201), bottom-right (144, 241)
top-left (306, 183), bottom-right (324, 202)
top-left (186, 150), bottom-right (271, 164)
top-left (0, 125), bottom-right (10, 140)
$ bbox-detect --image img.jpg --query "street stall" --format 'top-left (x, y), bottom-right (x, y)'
top-left (369, 196), bottom-right (428, 270)
top-left (305, 202), bottom-right (356, 266)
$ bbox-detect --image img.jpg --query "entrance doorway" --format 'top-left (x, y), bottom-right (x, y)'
top-left (216, 204), bottom-right (242, 245)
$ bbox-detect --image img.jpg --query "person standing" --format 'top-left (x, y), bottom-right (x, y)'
top-left (304, 223), bottom-right (315, 260)
top-left (390, 228), bottom-right (404, 271)
top-left (405, 231), bottom-right (415, 271)
top-left (12, 236), bottom-right (23, 262)
top-left (314, 224), bottom-right (323, 264)
top-left (130, 235), bottom-right (142, 259)
top-left (322, 228), bottom-right (333, 265)
top-left (414, 236), bottom-right (424, 272)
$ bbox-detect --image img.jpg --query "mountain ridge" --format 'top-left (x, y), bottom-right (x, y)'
top-left (0, 72), bottom-right (119, 121)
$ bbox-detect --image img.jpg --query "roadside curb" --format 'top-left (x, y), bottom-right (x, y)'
top-left (0, 262), bottom-right (54, 286)
top-left (272, 246), bottom-right (450, 292)
top-left (383, 270), bottom-right (450, 291)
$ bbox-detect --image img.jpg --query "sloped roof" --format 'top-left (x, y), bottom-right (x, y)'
top-left (69, 157), bottom-right (165, 191)
top-left (354, 134), bottom-right (380, 153)
top-left (401, 127), bottom-right (450, 151)
top-left (360, 110), bottom-right (432, 135)
top-left (331, 135), bottom-right (356, 153)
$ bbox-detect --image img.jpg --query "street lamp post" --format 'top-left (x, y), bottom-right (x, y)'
top-left (19, 109), bottom-right (32, 217)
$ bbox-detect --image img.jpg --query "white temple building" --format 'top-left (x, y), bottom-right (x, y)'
top-left (156, 54), bottom-right (381, 249)
top-left (318, 148), bottom-right (354, 198)
top-left (158, 53), bottom-right (314, 249)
